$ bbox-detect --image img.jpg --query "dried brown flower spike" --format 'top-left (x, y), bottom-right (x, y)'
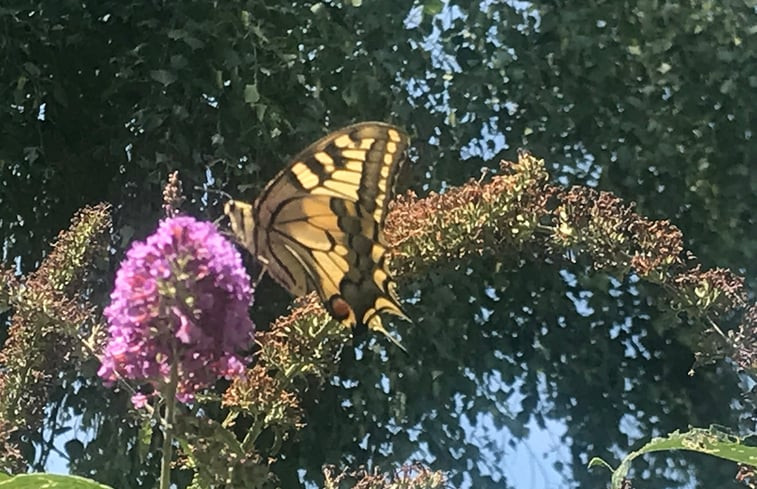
top-left (162, 170), bottom-right (185, 217)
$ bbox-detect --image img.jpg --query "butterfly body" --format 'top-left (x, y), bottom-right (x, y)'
top-left (224, 122), bottom-right (409, 337)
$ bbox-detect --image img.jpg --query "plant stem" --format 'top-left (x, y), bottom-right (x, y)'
top-left (159, 360), bottom-right (179, 489)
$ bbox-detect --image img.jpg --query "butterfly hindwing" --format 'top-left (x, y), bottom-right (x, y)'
top-left (225, 199), bottom-right (311, 296)
top-left (225, 122), bottom-right (409, 336)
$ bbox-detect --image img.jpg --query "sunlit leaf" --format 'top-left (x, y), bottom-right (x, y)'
top-left (0, 474), bottom-right (113, 489)
top-left (423, 0), bottom-right (443, 16)
top-left (591, 427), bottom-right (757, 489)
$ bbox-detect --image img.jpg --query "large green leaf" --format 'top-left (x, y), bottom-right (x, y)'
top-left (0, 474), bottom-right (112, 489)
top-left (590, 427), bottom-right (757, 489)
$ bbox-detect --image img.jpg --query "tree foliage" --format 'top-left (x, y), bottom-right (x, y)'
top-left (0, 0), bottom-right (754, 488)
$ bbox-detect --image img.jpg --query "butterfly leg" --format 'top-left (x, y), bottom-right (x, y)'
top-left (253, 266), bottom-right (268, 288)
top-left (253, 256), bottom-right (270, 288)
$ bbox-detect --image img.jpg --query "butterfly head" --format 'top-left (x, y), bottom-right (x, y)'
top-left (224, 199), bottom-right (257, 253)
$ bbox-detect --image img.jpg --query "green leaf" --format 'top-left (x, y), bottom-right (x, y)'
top-left (170, 54), bottom-right (188, 70)
top-left (181, 36), bottom-right (204, 50)
top-left (587, 457), bottom-right (614, 472)
top-left (240, 10), bottom-right (251, 27)
top-left (250, 23), bottom-right (268, 42)
top-left (0, 474), bottom-right (113, 489)
top-left (52, 84), bottom-right (69, 107)
top-left (119, 225), bottom-right (135, 248)
top-left (310, 2), bottom-right (325, 14)
top-left (256, 103), bottom-right (267, 121)
top-left (22, 62), bottom-right (41, 77)
top-left (138, 416), bottom-right (153, 463)
top-left (591, 427), bottom-right (757, 489)
top-left (423, 0), bottom-right (443, 17)
top-left (149, 69), bottom-right (177, 87)
top-left (244, 83), bottom-right (260, 105)
top-left (166, 29), bottom-right (186, 40)
top-left (64, 439), bottom-right (84, 459)
top-left (720, 78), bottom-right (735, 94)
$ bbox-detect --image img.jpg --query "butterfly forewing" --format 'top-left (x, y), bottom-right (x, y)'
top-left (285, 122), bottom-right (408, 229)
top-left (225, 122), bottom-right (410, 336)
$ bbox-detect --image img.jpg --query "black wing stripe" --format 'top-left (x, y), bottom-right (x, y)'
top-left (358, 138), bottom-right (385, 214)
top-left (272, 228), bottom-right (340, 298)
top-left (265, 228), bottom-right (299, 289)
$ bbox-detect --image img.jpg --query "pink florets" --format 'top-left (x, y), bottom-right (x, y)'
top-left (99, 216), bottom-right (254, 406)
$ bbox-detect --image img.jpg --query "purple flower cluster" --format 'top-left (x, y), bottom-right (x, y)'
top-left (99, 216), bottom-right (254, 406)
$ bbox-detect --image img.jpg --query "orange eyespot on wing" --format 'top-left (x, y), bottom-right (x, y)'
top-left (328, 295), bottom-right (355, 325)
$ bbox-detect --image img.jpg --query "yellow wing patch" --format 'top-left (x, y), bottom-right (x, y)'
top-left (224, 122), bottom-right (410, 343)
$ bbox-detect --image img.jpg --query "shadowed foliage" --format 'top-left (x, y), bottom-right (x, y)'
top-left (0, 1), bottom-right (754, 488)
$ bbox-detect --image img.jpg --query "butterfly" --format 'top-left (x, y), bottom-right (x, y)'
top-left (224, 122), bottom-right (410, 344)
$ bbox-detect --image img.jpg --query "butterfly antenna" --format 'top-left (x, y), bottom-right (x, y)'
top-left (194, 185), bottom-right (233, 201)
